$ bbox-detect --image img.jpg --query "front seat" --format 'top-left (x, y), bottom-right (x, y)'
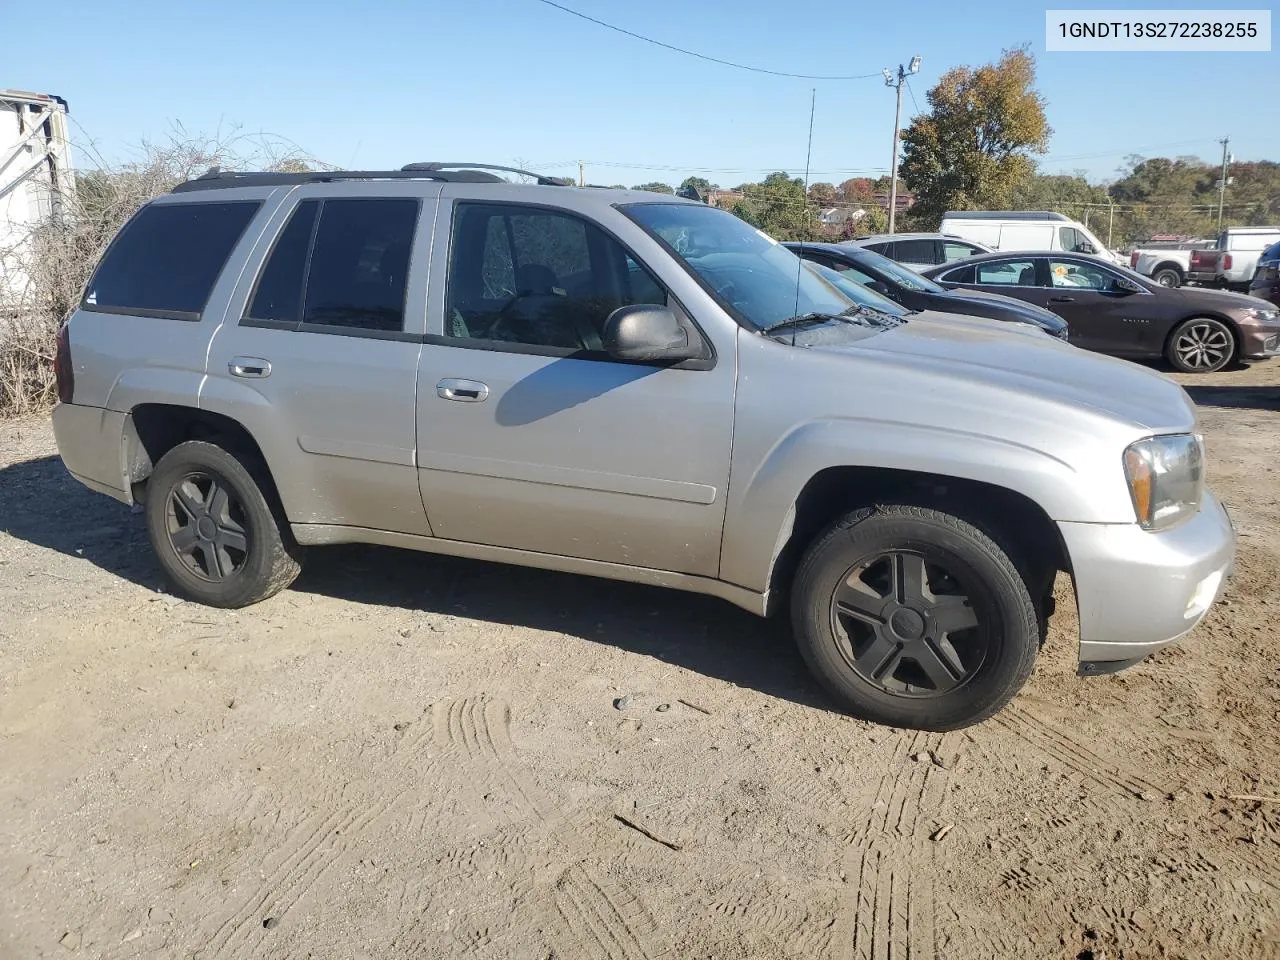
top-left (508, 263), bottom-right (603, 351)
top-left (1017, 265), bottom-right (1037, 286)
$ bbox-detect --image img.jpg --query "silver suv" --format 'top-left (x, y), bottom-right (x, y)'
top-left (51, 162), bottom-right (1235, 730)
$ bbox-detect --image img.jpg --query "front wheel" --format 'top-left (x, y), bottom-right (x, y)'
top-left (145, 441), bottom-right (302, 607)
top-left (791, 505), bottom-right (1040, 731)
top-left (1166, 317), bottom-right (1235, 373)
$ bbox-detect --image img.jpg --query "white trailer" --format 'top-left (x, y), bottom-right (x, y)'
top-left (1, 89), bottom-right (75, 311)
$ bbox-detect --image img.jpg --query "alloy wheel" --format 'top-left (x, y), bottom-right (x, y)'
top-left (1174, 322), bottom-right (1231, 370)
top-left (164, 471), bottom-right (249, 581)
top-left (829, 551), bottom-right (986, 698)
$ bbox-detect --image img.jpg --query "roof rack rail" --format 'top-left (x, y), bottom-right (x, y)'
top-left (171, 162), bottom-right (572, 193)
top-left (400, 162), bottom-right (572, 186)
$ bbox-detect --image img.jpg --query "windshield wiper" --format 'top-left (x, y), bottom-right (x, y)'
top-left (759, 312), bottom-right (842, 335)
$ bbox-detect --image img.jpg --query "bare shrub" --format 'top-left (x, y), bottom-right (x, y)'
top-left (1, 126), bottom-right (322, 417)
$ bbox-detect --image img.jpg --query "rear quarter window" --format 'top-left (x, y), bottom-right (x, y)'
top-left (84, 201), bottom-right (260, 319)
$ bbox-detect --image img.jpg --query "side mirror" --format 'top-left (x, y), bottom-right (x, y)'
top-left (1113, 277), bottom-right (1142, 294)
top-left (1080, 242), bottom-right (1097, 254)
top-left (868, 280), bottom-right (890, 295)
top-left (603, 305), bottom-right (698, 362)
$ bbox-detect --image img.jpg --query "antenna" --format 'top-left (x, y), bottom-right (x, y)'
top-left (792, 87), bottom-right (817, 348)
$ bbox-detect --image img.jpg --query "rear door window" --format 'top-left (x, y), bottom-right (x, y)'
top-left (301, 199), bottom-right (419, 332)
top-left (245, 200), bottom-right (319, 324)
top-left (84, 201), bottom-right (260, 319)
top-left (893, 239), bottom-right (938, 264)
top-left (977, 259), bottom-right (1040, 286)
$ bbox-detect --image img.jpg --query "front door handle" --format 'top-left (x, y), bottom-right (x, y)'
top-left (229, 356), bottom-right (272, 378)
top-left (1048, 296), bottom-right (1076, 303)
top-left (436, 378), bottom-right (490, 402)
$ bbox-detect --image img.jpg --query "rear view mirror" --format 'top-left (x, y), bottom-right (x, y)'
top-left (603, 305), bottom-right (698, 362)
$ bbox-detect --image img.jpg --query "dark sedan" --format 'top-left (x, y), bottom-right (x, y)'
top-left (785, 242), bottom-right (1068, 340)
top-left (922, 251), bottom-right (1280, 373)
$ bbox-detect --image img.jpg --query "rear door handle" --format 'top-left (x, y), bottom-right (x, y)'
top-left (1048, 296), bottom-right (1075, 303)
top-left (229, 356), bottom-right (272, 378)
top-left (436, 378), bottom-right (489, 402)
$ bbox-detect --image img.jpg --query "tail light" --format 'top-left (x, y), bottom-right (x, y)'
top-left (1223, 254), bottom-right (1233, 271)
top-left (54, 322), bottom-right (73, 404)
top-left (1130, 251), bottom-right (1139, 268)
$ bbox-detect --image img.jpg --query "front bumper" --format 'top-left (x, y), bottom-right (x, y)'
top-left (1058, 492), bottom-right (1235, 669)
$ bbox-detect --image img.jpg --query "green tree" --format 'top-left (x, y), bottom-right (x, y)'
top-left (679, 176), bottom-right (716, 195)
top-left (740, 171), bottom-right (810, 239)
top-left (632, 181), bottom-right (675, 194)
top-left (900, 45), bottom-right (1051, 225)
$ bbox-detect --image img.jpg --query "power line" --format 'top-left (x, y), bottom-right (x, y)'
top-left (904, 77), bottom-right (922, 115)
top-left (1040, 138), bottom-right (1219, 164)
top-left (530, 0), bottom-right (884, 81)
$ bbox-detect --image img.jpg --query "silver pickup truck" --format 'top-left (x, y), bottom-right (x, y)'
top-left (51, 163), bottom-right (1235, 730)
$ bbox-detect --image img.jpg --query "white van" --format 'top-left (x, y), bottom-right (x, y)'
top-left (940, 211), bottom-right (1124, 266)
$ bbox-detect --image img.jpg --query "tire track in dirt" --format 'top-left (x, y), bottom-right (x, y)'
top-left (200, 720), bottom-right (441, 959)
top-left (992, 703), bottom-right (1165, 800)
top-left (425, 695), bottom-right (660, 960)
top-left (834, 729), bottom-right (951, 960)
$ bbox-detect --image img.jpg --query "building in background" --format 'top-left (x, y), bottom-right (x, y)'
top-left (1, 89), bottom-right (75, 311)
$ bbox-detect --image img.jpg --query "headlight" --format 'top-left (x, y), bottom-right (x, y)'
top-left (1123, 434), bottom-right (1204, 531)
top-left (1244, 306), bottom-right (1280, 323)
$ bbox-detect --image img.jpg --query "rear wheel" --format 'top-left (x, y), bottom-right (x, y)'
top-left (1167, 317), bottom-right (1235, 373)
top-left (791, 505), bottom-right (1039, 731)
top-left (1152, 267), bottom-right (1182, 288)
top-left (145, 441), bottom-right (302, 607)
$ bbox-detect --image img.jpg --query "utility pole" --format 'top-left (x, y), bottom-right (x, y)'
top-left (1216, 137), bottom-right (1230, 232)
top-left (1106, 196), bottom-right (1115, 248)
top-left (578, 161), bottom-right (585, 188)
top-left (883, 55), bottom-right (921, 234)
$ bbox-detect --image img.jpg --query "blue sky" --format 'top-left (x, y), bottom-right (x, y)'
top-left (9, 0), bottom-right (1275, 187)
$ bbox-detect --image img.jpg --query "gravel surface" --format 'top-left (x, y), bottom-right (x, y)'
top-left (1, 364), bottom-right (1278, 959)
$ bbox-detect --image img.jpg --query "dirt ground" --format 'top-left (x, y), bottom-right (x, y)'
top-left (1, 363), bottom-right (1278, 960)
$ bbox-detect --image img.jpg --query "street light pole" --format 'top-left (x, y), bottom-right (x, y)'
top-left (884, 56), bottom-right (920, 235)
top-left (1216, 137), bottom-right (1230, 233)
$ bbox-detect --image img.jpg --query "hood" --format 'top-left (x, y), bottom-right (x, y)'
top-left (816, 312), bottom-right (1196, 431)
top-left (1173, 286), bottom-right (1275, 311)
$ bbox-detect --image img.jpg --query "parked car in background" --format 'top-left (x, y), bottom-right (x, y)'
top-left (1248, 240), bottom-right (1280, 308)
top-left (940, 210), bottom-right (1125, 267)
top-left (1186, 227), bottom-right (1280, 290)
top-left (1129, 238), bottom-right (1216, 288)
top-left (785, 241), bottom-right (1068, 340)
top-left (923, 251), bottom-right (1280, 373)
top-left (51, 163), bottom-right (1235, 731)
top-left (840, 233), bottom-right (991, 272)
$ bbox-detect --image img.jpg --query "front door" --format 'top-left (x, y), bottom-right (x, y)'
top-left (414, 199), bottom-right (735, 577)
top-left (1044, 258), bottom-right (1159, 356)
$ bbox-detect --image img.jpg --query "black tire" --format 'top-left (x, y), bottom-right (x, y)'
top-left (144, 440), bottom-right (302, 607)
top-left (1166, 316), bottom-right (1235, 373)
top-left (1152, 266), bottom-right (1181, 288)
top-left (791, 505), bottom-right (1039, 731)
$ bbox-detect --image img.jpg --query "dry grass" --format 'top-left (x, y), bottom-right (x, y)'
top-left (0, 128), bottom-right (320, 417)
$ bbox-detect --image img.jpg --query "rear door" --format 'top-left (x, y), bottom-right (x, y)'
top-left (890, 238), bottom-right (940, 272)
top-left (413, 194), bottom-right (735, 576)
top-left (203, 183), bottom-right (435, 536)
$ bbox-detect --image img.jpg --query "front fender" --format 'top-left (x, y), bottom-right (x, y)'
top-left (718, 416), bottom-right (1133, 593)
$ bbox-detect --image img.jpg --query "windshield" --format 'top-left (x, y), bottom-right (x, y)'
top-left (848, 247), bottom-right (946, 293)
top-left (623, 203), bottom-right (875, 332)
